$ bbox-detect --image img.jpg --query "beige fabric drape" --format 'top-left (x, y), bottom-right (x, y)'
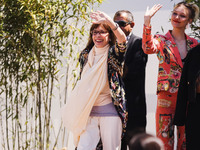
top-left (61, 45), bottom-right (109, 146)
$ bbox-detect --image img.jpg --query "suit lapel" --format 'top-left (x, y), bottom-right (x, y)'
top-left (127, 33), bottom-right (134, 48)
top-left (125, 33), bottom-right (134, 59)
top-left (165, 31), bottom-right (183, 68)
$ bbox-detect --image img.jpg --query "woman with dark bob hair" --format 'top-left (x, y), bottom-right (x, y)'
top-left (61, 11), bottom-right (127, 150)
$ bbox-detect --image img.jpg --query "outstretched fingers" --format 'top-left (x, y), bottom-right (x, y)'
top-left (145, 4), bottom-right (163, 18)
top-left (90, 11), bottom-right (107, 24)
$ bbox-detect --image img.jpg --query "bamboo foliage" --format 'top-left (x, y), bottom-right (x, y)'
top-left (0, 0), bottom-right (103, 149)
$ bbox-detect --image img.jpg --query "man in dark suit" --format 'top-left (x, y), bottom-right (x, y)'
top-left (113, 10), bottom-right (148, 150)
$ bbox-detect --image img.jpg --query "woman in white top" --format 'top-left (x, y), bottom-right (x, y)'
top-left (62, 11), bottom-right (127, 150)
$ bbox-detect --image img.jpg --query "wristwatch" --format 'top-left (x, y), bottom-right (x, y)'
top-left (112, 23), bottom-right (119, 31)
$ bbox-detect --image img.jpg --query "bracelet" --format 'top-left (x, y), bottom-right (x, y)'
top-left (112, 23), bottom-right (119, 31)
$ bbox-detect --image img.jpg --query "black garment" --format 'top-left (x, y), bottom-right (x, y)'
top-left (174, 44), bottom-right (200, 150)
top-left (121, 33), bottom-right (148, 150)
top-left (185, 94), bottom-right (200, 150)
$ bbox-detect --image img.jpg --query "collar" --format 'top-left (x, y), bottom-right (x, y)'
top-left (94, 44), bottom-right (110, 56)
top-left (165, 30), bottom-right (194, 46)
top-left (126, 32), bottom-right (132, 41)
top-left (165, 30), bottom-right (196, 68)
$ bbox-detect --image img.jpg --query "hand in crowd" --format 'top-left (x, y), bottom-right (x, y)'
top-left (144, 4), bottom-right (162, 26)
top-left (90, 11), bottom-right (112, 25)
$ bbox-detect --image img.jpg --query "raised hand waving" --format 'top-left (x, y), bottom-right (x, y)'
top-left (144, 4), bottom-right (163, 26)
top-left (90, 11), bottom-right (111, 24)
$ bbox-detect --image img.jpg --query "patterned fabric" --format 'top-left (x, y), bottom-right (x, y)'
top-left (142, 25), bottom-right (198, 150)
top-left (79, 41), bottom-right (128, 136)
top-left (142, 25), bottom-right (198, 94)
top-left (156, 91), bottom-right (186, 150)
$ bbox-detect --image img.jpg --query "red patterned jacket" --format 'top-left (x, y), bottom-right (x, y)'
top-left (142, 25), bottom-right (199, 94)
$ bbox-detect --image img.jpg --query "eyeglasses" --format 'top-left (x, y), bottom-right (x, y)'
top-left (115, 20), bottom-right (131, 27)
top-left (91, 30), bottom-right (108, 36)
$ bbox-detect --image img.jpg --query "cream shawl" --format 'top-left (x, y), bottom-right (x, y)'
top-left (61, 45), bottom-right (110, 146)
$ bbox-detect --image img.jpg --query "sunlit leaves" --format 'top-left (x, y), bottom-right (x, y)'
top-left (0, 0), bottom-right (103, 149)
top-left (185, 0), bottom-right (200, 39)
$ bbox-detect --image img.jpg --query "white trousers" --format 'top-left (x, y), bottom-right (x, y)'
top-left (77, 116), bottom-right (122, 150)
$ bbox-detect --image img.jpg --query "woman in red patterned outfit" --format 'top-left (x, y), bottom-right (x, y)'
top-left (142, 2), bottom-right (199, 150)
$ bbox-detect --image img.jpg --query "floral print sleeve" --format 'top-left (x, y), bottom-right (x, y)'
top-left (107, 41), bottom-right (127, 137)
top-left (142, 25), bottom-right (161, 54)
top-left (79, 49), bottom-right (90, 76)
top-left (115, 41), bottom-right (127, 54)
top-left (108, 41), bottom-right (127, 76)
top-left (113, 41), bottom-right (127, 62)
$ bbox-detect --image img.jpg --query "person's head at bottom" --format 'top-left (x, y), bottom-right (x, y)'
top-left (129, 133), bottom-right (164, 150)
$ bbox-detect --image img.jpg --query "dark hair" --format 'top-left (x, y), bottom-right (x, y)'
top-left (129, 133), bottom-right (164, 150)
top-left (114, 10), bottom-right (134, 22)
top-left (174, 2), bottom-right (199, 22)
top-left (83, 23), bottom-right (116, 51)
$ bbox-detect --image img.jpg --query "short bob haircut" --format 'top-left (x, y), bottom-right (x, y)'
top-left (83, 23), bottom-right (116, 51)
